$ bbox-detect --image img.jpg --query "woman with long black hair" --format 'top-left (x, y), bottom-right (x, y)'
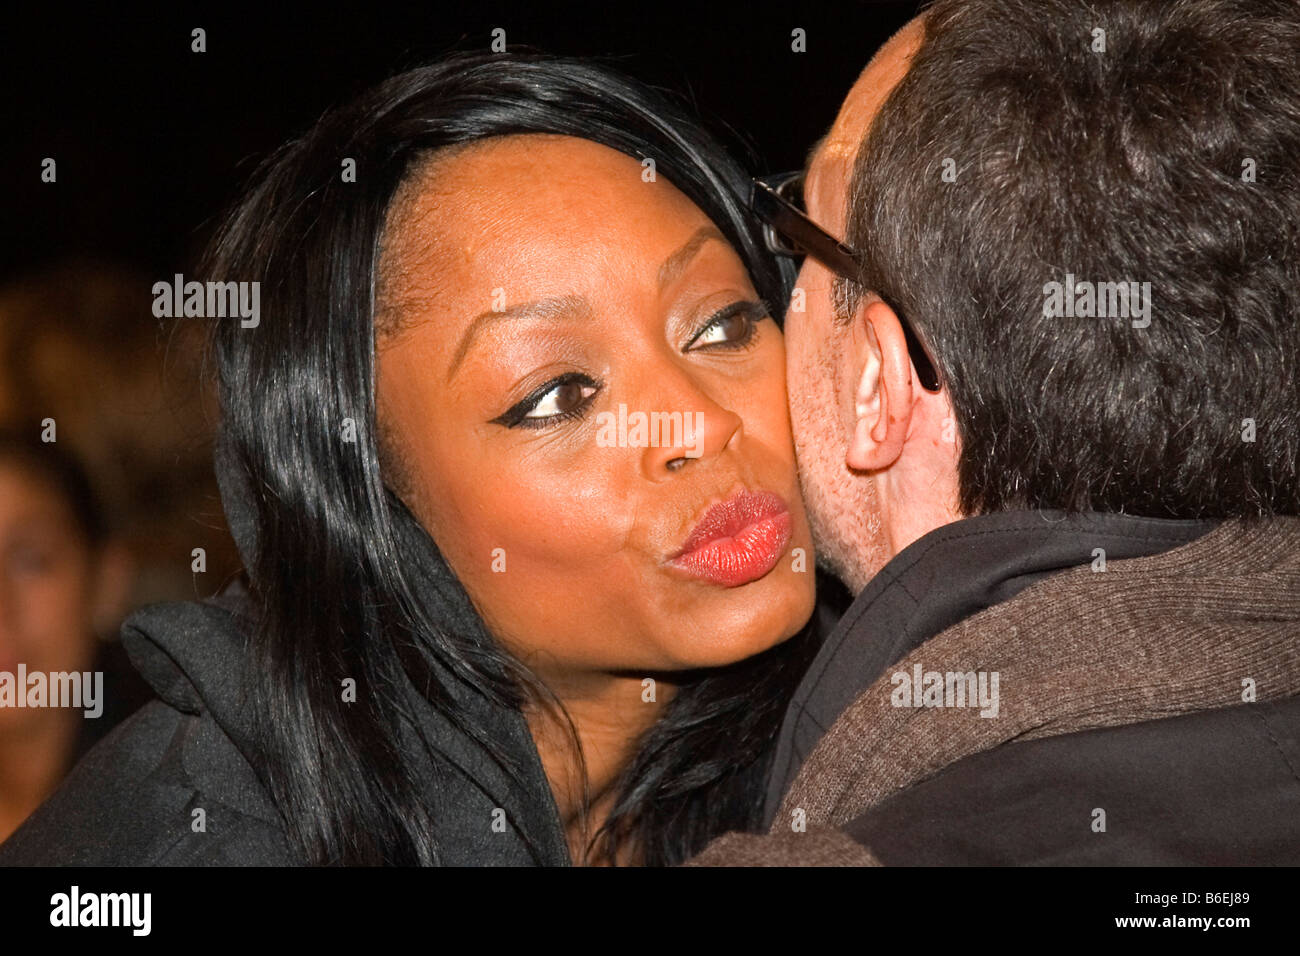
top-left (1, 52), bottom-right (828, 866)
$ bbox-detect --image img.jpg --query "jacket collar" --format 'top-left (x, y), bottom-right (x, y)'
top-left (763, 509), bottom-right (1218, 824)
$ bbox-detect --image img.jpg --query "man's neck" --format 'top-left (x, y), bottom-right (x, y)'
top-left (840, 404), bottom-right (964, 594)
top-left (870, 462), bottom-right (963, 580)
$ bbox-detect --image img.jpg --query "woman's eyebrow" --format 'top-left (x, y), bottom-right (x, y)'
top-left (657, 225), bottom-right (728, 293)
top-left (447, 293), bottom-right (592, 381)
top-left (446, 226), bottom-right (730, 382)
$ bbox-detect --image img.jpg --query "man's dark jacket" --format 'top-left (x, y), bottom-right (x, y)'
top-left (691, 510), bottom-right (1300, 865)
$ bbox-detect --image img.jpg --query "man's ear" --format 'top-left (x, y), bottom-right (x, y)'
top-left (846, 298), bottom-right (915, 471)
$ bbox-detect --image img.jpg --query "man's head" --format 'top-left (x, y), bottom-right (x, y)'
top-left (787, 0), bottom-right (1300, 593)
top-left (785, 16), bottom-right (954, 592)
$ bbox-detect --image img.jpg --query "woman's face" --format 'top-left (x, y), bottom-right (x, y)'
top-left (376, 134), bottom-right (815, 681)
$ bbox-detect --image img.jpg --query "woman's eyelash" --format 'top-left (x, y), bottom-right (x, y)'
top-left (684, 299), bottom-right (771, 352)
top-left (492, 372), bottom-right (602, 429)
top-left (491, 300), bottom-right (768, 431)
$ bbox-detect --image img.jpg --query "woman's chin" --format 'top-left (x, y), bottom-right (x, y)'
top-left (657, 566), bottom-right (817, 670)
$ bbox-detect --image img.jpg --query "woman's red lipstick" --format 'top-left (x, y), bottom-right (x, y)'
top-left (668, 490), bottom-right (793, 587)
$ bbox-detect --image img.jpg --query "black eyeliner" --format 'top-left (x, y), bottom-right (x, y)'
top-left (491, 372), bottom-right (601, 429)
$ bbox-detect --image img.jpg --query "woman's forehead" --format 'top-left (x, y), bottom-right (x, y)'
top-left (376, 135), bottom-right (709, 334)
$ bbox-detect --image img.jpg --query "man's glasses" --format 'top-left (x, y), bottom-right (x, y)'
top-left (750, 172), bottom-right (943, 392)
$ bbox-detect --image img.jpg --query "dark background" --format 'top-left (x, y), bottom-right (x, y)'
top-left (4, 0), bottom-right (920, 283)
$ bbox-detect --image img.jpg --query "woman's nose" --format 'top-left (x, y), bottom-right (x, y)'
top-left (638, 388), bottom-right (742, 481)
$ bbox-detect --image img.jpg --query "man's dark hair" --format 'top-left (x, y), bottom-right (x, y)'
top-left (839, 0), bottom-right (1300, 518)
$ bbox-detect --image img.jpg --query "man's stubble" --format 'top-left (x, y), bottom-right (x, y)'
top-left (789, 323), bottom-right (891, 596)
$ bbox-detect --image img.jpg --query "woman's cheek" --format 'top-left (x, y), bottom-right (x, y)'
top-left (462, 457), bottom-right (632, 574)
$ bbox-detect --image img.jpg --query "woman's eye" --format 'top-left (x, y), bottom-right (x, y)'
top-left (493, 372), bottom-right (602, 429)
top-left (694, 312), bottom-right (751, 347)
top-left (685, 300), bottom-right (769, 352)
top-left (525, 379), bottom-right (598, 420)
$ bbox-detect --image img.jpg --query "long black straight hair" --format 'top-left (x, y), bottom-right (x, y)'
top-left (206, 51), bottom-right (817, 865)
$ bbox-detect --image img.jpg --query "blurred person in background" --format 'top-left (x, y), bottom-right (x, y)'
top-left (0, 261), bottom-right (239, 608)
top-left (0, 432), bottom-right (143, 841)
top-left (0, 261), bottom-right (238, 842)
